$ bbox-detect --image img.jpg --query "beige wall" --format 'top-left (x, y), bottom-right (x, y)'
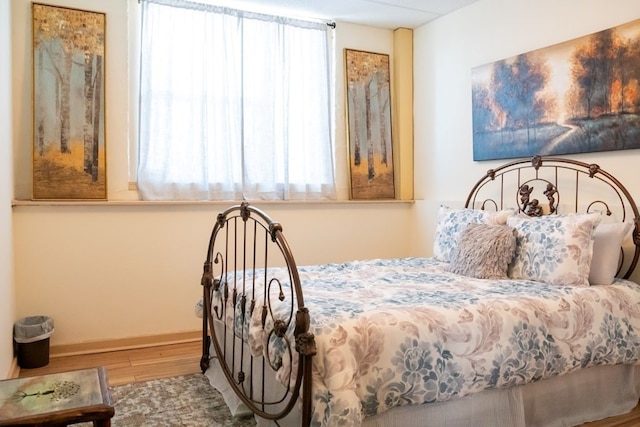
top-left (11, 0), bottom-right (414, 347)
top-left (1, 0), bottom-right (16, 378)
top-left (11, 0), bottom-right (640, 355)
top-left (412, 0), bottom-right (640, 275)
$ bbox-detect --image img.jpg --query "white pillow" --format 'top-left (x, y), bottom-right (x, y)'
top-left (507, 212), bottom-right (601, 286)
top-left (433, 206), bottom-right (514, 262)
top-left (589, 221), bottom-right (633, 285)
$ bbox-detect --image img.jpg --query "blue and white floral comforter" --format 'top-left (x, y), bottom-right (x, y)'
top-left (200, 257), bottom-right (640, 426)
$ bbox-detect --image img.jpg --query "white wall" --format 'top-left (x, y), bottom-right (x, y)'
top-left (1, 0), bottom-right (16, 378)
top-left (412, 0), bottom-right (640, 260)
top-left (11, 0), bottom-right (414, 347)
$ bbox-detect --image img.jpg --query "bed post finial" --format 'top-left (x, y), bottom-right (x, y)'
top-left (532, 155), bottom-right (542, 169)
top-left (294, 308), bottom-right (317, 356)
top-left (240, 202), bottom-right (250, 221)
top-left (269, 222), bottom-right (283, 242)
top-left (201, 261), bottom-right (213, 289)
top-left (216, 212), bottom-right (226, 227)
top-left (296, 332), bottom-right (317, 357)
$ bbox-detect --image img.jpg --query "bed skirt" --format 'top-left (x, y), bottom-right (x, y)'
top-left (204, 352), bottom-right (640, 427)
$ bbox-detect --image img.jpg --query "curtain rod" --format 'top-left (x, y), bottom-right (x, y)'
top-left (137, 0), bottom-right (337, 28)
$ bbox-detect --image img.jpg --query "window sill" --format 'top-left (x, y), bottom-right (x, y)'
top-left (12, 199), bottom-right (415, 207)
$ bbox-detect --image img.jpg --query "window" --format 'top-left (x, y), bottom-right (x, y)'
top-left (137, 0), bottom-right (336, 201)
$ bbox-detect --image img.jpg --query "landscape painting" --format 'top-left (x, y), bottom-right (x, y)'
top-left (472, 18), bottom-right (640, 161)
top-left (32, 3), bottom-right (106, 199)
top-left (345, 49), bottom-right (395, 200)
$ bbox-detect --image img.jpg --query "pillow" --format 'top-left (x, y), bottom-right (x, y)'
top-left (449, 223), bottom-right (517, 279)
top-left (433, 206), bottom-right (514, 262)
top-left (589, 221), bottom-right (633, 285)
top-left (507, 212), bottom-right (601, 286)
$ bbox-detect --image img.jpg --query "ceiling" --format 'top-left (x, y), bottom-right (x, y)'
top-left (219, 0), bottom-right (480, 29)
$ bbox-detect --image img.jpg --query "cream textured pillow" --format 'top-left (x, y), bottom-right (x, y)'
top-left (589, 221), bottom-right (633, 285)
top-left (507, 212), bottom-right (601, 286)
top-left (449, 223), bottom-right (517, 279)
top-left (433, 206), bottom-right (514, 262)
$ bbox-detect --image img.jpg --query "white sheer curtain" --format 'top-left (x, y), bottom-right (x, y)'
top-left (138, 0), bottom-right (336, 201)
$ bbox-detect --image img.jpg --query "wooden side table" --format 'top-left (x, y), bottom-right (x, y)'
top-left (0, 367), bottom-right (114, 426)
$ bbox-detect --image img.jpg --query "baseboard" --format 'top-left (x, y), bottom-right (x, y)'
top-left (50, 330), bottom-right (201, 357)
top-left (6, 357), bottom-right (20, 379)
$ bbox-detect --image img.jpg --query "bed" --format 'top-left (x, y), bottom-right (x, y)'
top-left (197, 155), bottom-right (640, 426)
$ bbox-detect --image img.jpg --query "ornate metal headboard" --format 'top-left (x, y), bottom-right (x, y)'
top-left (464, 155), bottom-right (640, 279)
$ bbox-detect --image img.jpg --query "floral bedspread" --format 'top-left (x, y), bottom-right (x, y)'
top-left (198, 257), bottom-right (640, 426)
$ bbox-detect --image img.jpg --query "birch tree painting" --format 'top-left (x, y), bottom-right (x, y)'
top-left (345, 49), bottom-right (394, 199)
top-left (32, 3), bottom-right (106, 199)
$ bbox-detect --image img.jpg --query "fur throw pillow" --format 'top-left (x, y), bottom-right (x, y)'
top-left (449, 223), bottom-right (517, 279)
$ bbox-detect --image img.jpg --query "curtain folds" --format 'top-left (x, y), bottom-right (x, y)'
top-left (138, 0), bottom-right (336, 200)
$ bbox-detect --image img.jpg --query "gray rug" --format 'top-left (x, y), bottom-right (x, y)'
top-left (106, 374), bottom-right (257, 426)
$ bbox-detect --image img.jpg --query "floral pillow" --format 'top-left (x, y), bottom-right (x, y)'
top-left (449, 223), bottom-right (517, 279)
top-left (507, 212), bottom-right (601, 286)
top-left (433, 206), bottom-right (514, 262)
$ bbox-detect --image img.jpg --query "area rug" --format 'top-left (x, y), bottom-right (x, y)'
top-left (107, 374), bottom-right (257, 426)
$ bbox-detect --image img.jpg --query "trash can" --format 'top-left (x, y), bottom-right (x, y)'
top-left (13, 316), bottom-right (54, 369)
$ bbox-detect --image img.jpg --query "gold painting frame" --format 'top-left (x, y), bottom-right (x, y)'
top-left (345, 49), bottom-right (395, 200)
top-left (32, 3), bottom-right (107, 200)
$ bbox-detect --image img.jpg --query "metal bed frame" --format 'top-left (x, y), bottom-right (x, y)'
top-left (200, 155), bottom-right (640, 426)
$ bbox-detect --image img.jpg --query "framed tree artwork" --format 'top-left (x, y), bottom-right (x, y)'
top-left (345, 49), bottom-right (395, 200)
top-left (32, 3), bottom-right (106, 200)
top-left (472, 18), bottom-right (640, 161)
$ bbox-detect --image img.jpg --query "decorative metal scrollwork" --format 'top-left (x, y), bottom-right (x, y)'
top-left (480, 199), bottom-right (499, 211)
top-left (518, 181), bottom-right (558, 217)
top-left (543, 183), bottom-right (557, 214)
top-left (518, 184), bottom-right (542, 216)
top-left (200, 202), bottom-right (316, 424)
top-left (587, 201), bottom-right (612, 216)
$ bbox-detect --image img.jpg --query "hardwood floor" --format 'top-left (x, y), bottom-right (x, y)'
top-left (16, 341), bottom-right (640, 426)
top-left (17, 340), bottom-right (202, 386)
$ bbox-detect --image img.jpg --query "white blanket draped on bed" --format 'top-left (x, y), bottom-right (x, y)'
top-left (198, 257), bottom-right (640, 427)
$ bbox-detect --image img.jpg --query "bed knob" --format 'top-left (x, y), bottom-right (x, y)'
top-left (274, 319), bottom-right (287, 337)
top-left (532, 155), bottom-right (542, 169)
top-left (295, 332), bottom-right (317, 357)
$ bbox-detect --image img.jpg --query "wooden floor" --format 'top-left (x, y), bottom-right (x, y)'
top-left (17, 340), bottom-right (202, 387)
top-left (16, 341), bottom-right (640, 426)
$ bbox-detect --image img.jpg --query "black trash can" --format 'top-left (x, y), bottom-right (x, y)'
top-left (14, 315), bottom-right (54, 369)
